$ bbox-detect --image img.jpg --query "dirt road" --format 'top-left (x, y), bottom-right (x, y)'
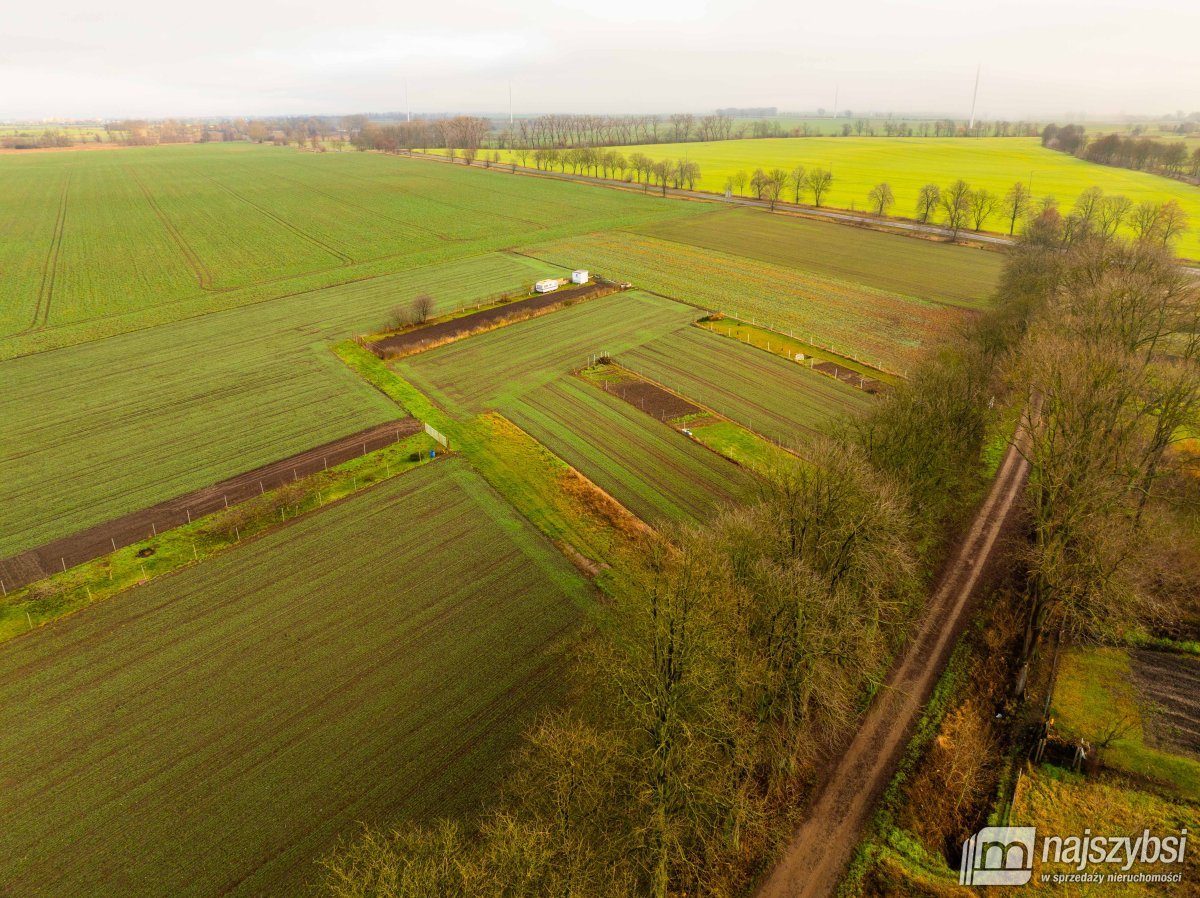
top-left (755, 422), bottom-right (1031, 898)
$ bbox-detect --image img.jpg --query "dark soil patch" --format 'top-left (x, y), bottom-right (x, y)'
top-left (1130, 648), bottom-right (1200, 760)
top-left (597, 377), bottom-right (703, 422)
top-left (812, 360), bottom-right (885, 394)
top-left (0, 419), bottom-right (422, 593)
top-left (370, 282), bottom-right (617, 358)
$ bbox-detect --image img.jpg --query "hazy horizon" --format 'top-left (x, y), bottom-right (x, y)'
top-left (7, 0), bottom-right (1199, 122)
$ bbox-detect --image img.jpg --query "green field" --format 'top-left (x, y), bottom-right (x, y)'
top-left (612, 136), bottom-right (1200, 259)
top-left (618, 327), bottom-right (873, 446)
top-left (0, 144), bottom-right (697, 351)
top-left (523, 231), bottom-right (964, 371)
top-left (635, 207), bottom-right (1002, 309)
top-left (504, 377), bottom-right (755, 523)
top-left (0, 460), bottom-right (591, 898)
top-left (0, 252), bottom-right (558, 557)
top-left (472, 137), bottom-right (1200, 260)
top-left (396, 290), bottom-right (698, 415)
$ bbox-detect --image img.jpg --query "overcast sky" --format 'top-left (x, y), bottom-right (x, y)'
top-left (5, 0), bottom-right (1199, 121)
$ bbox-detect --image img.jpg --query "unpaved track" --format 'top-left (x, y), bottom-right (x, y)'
top-left (0, 419), bottom-right (420, 592)
top-left (756, 422), bottom-right (1030, 898)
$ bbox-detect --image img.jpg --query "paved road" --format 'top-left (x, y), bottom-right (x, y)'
top-left (755, 417), bottom-right (1032, 898)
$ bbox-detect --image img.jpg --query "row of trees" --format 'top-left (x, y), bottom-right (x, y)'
top-left (352, 116), bottom-right (491, 158)
top-left (1043, 123), bottom-right (1200, 181)
top-left (903, 178), bottom-right (1188, 245)
top-left (722, 165), bottom-right (834, 209)
top-left (1002, 215), bottom-right (1200, 680)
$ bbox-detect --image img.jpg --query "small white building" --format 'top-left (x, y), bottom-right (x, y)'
top-left (534, 279), bottom-right (560, 294)
top-left (571, 269), bottom-right (589, 285)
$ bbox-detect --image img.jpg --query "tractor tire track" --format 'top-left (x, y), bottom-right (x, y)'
top-left (127, 165), bottom-right (215, 290)
top-left (755, 415), bottom-right (1031, 898)
top-left (30, 171), bottom-right (72, 329)
top-left (205, 175), bottom-right (354, 265)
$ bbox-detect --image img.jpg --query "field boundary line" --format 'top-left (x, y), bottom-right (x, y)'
top-left (126, 165), bottom-right (215, 290)
top-left (30, 170), bottom-right (72, 329)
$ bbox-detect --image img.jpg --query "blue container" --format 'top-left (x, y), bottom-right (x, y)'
top-left (429, 449), bottom-right (436, 459)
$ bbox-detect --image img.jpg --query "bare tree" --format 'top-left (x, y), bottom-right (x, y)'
top-left (1097, 195), bottom-right (1133, 239)
top-left (867, 182), bottom-right (895, 217)
top-left (732, 170), bottom-right (748, 196)
top-left (763, 169), bottom-right (789, 210)
top-left (916, 183), bottom-right (941, 224)
top-left (411, 293), bottom-right (434, 325)
top-left (969, 189), bottom-right (999, 231)
top-left (1157, 200), bottom-right (1189, 247)
top-left (1003, 181), bottom-right (1031, 235)
top-left (790, 165), bottom-right (807, 203)
top-left (1131, 202), bottom-right (1164, 242)
top-left (940, 179), bottom-right (973, 238)
top-left (807, 168), bottom-right (833, 206)
top-left (1071, 186), bottom-right (1105, 234)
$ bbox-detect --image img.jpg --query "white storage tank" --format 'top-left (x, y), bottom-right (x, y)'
top-left (534, 278), bottom-right (560, 293)
top-left (571, 269), bottom-right (589, 285)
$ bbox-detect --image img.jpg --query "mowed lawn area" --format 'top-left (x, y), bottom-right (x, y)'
top-left (618, 326), bottom-right (874, 446)
top-left (0, 253), bottom-right (559, 558)
top-left (0, 460), bottom-right (592, 898)
top-left (524, 231), bottom-right (966, 371)
top-left (635, 207), bottom-right (1003, 310)
top-left (0, 143), bottom-right (701, 351)
top-left (477, 137), bottom-right (1200, 260)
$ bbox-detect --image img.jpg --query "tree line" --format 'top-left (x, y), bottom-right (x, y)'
top-left (1043, 123), bottom-right (1200, 182)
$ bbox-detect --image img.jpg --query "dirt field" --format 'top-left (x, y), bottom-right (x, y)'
top-left (595, 373), bottom-right (706, 422)
top-left (812, 360), bottom-right (885, 394)
top-left (1130, 649), bottom-right (1200, 760)
top-left (370, 281), bottom-right (616, 357)
top-left (0, 419), bottom-right (420, 592)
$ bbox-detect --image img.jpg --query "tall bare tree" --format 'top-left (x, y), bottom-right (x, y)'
top-left (867, 182), bottom-right (895, 217)
top-left (807, 168), bottom-right (833, 206)
top-left (1003, 182), bottom-right (1031, 235)
top-left (940, 179), bottom-right (973, 238)
top-left (916, 183), bottom-right (941, 224)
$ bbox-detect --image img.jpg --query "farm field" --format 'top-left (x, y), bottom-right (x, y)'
top-left (396, 290), bottom-right (698, 415)
top-left (0, 143), bottom-right (701, 349)
top-left (0, 460), bottom-right (592, 898)
top-left (524, 231), bottom-right (965, 370)
top-left (610, 136), bottom-right (1200, 259)
top-left (635, 207), bottom-right (1003, 309)
top-left (0, 252), bottom-right (558, 557)
top-left (618, 327), bottom-right (874, 446)
top-left (470, 137), bottom-right (1200, 260)
top-left (504, 377), bottom-right (756, 523)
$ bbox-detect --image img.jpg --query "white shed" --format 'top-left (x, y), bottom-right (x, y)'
top-left (534, 278), bottom-right (560, 294)
top-left (571, 269), bottom-right (589, 285)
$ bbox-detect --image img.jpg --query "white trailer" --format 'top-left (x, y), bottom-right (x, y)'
top-left (534, 279), bottom-right (560, 293)
top-left (571, 269), bottom-right (589, 284)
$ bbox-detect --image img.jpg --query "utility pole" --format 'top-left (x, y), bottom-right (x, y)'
top-left (968, 65), bottom-right (981, 131)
